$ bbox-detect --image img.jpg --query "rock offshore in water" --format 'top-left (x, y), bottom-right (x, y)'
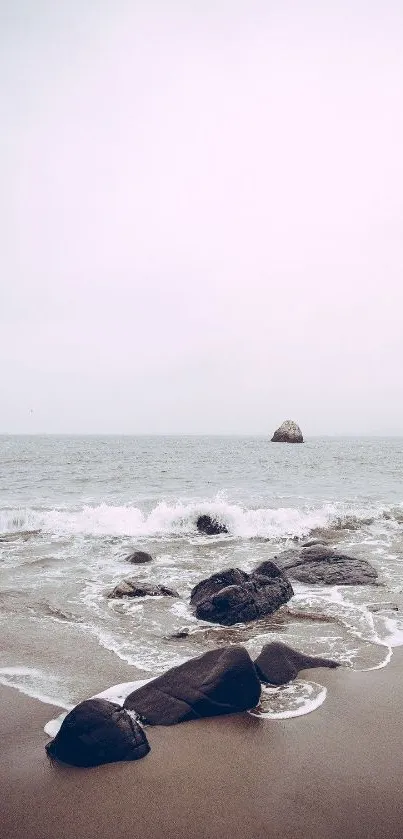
top-left (108, 580), bottom-right (180, 599)
top-left (271, 420), bottom-right (304, 443)
top-left (190, 561), bottom-right (293, 626)
top-left (125, 550), bottom-right (153, 564)
top-left (273, 544), bottom-right (378, 586)
top-left (196, 515), bottom-right (229, 536)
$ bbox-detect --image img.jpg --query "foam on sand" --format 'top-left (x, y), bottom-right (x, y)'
top-left (248, 679), bottom-right (327, 720)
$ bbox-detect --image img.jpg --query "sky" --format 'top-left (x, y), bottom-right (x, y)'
top-left (1, 0), bottom-right (403, 435)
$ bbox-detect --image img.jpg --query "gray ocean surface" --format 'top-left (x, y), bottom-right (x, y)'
top-left (1, 435), bottom-right (403, 712)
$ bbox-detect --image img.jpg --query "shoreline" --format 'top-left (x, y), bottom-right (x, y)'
top-left (2, 650), bottom-right (403, 839)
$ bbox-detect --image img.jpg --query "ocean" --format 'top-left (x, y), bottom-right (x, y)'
top-left (1, 434), bottom-right (403, 718)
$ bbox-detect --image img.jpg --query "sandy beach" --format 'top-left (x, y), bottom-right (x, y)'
top-left (2, 651), bottom-right (403, 839)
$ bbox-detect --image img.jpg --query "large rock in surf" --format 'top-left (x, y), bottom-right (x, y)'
top-left (108, 580), bottom-right (179, 599)
top-left (190, 561), bottom-right (293, 626)
top-left (196, 515), bottom-right (228, 536)
top-left (271, 420), bottom-right (304, 443)
top-left (273, 544), bottom-right (378, 585)
top-left (124, 646), bottom-right (261, 725)
top-left (125, 550), bottom-right (153, 564)
top-left (254, 641), bottom-right (340, 685)
top-left (45, 698), bottom-right (150, 767)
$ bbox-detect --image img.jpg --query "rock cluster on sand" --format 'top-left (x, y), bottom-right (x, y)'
top-left (190, 561), bottom-right (293, 626)
top-left (45, 642), bottom-right (341, 766)
top-left (271, 420), bottom-right (304, 443)
top-left (108, 580), bottom-right (179, 599)
top-left (273, 544), bottom-right (378, 586)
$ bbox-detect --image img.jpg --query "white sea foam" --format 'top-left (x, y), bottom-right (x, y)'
top-left (377, 617), bottom-right (403, 648)
top-left (44, 712), bottom-right (69, 738)
top-left (0, 667), bottom-right (73, 711)
top-left (248, 679), bottom-right (327, 719)
top-left (96, 678), bottom-right (151, 705)
top-left (289, 587), bottom-right (403, 671)
top-left (0, 499), bottom-right (357, 540)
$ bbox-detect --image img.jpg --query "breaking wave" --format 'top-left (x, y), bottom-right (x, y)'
top-left (0, 500), bottom-right (401, 541)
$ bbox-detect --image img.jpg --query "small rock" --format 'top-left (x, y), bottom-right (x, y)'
top-left (108, 580), bottom-right (179, 599)
top-left (196, 515), bottom-right (228, 536)
top-left (125, 550), bottom-right (153, 564)
top-left (165, 627), bottom-right (191, 639)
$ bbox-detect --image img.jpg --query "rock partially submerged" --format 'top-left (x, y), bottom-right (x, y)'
top-left (271, 420), bottom-right (304, 443)
top-left (190, 561), bottom-right (293, 626)
top-left (124, 645), bottom-right (262, 725)
top-left (254, 641), bottom-right (340, 685)
top-left (125, 550), bottom-right (153, 564)
top-left (108, 580), bottom-right (179, 599)
top-left (196, 515), bottom-right (228, 536)
top-left (273, 544), bottom-right (378, 586)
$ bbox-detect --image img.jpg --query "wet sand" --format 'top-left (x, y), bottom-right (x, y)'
top-left (2, 651), bottom-right (403, 839)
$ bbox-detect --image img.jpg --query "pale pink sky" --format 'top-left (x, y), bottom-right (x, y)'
top-left (1, 1), bottom-right (403, 433)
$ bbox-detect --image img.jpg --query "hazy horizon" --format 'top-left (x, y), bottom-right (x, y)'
top-left (2, 430), bottom-right (403, 439)
top-left (2, 1), bottom-right (403, 436)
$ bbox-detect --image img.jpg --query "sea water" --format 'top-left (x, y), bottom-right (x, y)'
top-left (1, 434), bottom-right (403, 717)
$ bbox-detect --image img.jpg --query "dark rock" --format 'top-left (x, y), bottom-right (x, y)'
top-left (194, 583), bottom-right (264, 625)
top-left (190, 568), bottom-right (248, 607)
top-left (254, 641), bottom-right (340, 686)
top-left (271, 420), bottom-right (304, 443)
top-left (45, 698), bottom-right (150, 767)
top-left (190, 562), bottom-right (293, 626)
top-left (108, 580), bottom-right (179, 599)
top-left (125, 550), bottom-right (153, 564)
top-left (124, 646), bottom-right (261, 725)
top-left (196, 515), bottom-right (228, 536)
top-left (273, 545), bottom-right (378, 586)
